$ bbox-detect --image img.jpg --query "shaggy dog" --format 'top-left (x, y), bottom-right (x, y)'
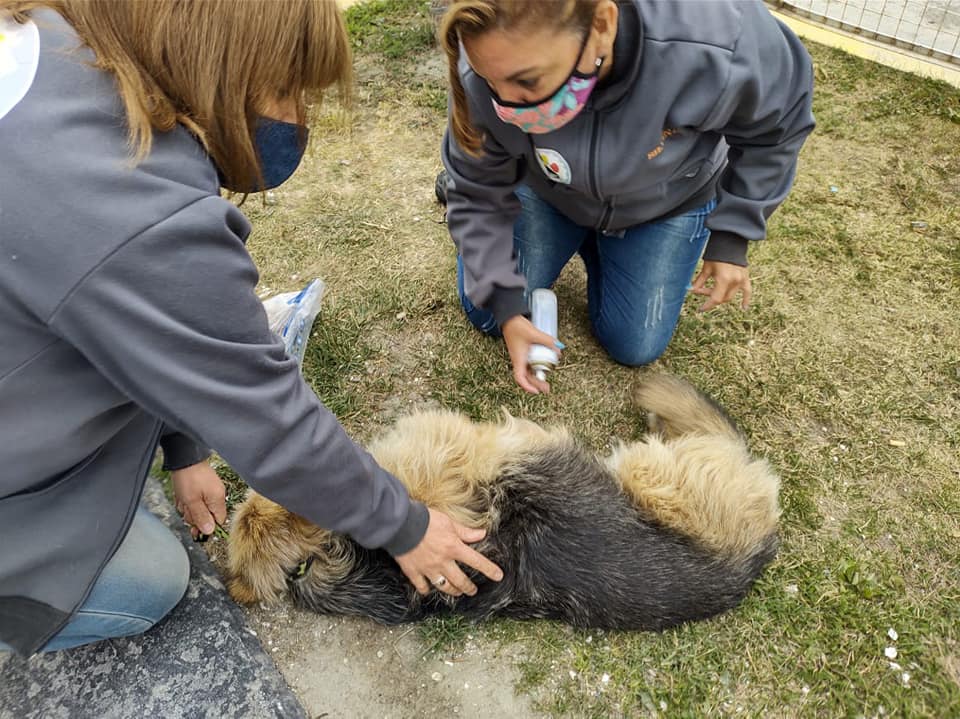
top-left (226, 374), bottom-right (780, 631)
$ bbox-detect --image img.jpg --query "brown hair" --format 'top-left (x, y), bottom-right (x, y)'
top-left (438, 0), bottom-right (598, 156)
top-left (1, 0), bottom-right (352, 189)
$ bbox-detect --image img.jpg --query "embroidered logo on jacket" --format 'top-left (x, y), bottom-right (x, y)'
top-left (646, 128), bottom-right (680, 159)
top-left (535, 148), bottom-right (572, 184)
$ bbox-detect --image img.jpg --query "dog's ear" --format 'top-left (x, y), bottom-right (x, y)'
top-left (226, 491), bottom-right (311, 604)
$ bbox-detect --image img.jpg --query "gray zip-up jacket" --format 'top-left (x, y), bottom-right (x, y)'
top-left (0, 11), bottom-right (428, 656)
top-left (443, 0), bottom-right (815, 325)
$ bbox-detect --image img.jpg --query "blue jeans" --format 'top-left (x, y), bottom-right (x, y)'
top-left (457, 186), bottom-right (717, 366)
top-left (0, 507), bottom-right (189, 653)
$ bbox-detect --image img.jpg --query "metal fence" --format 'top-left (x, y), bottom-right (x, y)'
top-left (768, 0), bottom-right (960, 64)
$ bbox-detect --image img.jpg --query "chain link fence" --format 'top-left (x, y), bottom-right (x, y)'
top-left (768, 0), bottom-right (960, 64)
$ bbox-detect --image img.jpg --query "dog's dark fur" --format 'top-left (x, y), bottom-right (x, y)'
top-left (227, 374), bottom-right (780, 631)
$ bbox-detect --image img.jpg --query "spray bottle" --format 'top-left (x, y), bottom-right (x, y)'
top-left (527, 288), bottom-right (559, 382)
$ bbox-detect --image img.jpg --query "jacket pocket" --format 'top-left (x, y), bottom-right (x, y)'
top-left (2, 447), bottom-right (104, 501)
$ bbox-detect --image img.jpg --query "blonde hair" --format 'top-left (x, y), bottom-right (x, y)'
top-left (438, 0), bottom-right (597, 156)
top-left (1, 0), bottom-right (352, 189)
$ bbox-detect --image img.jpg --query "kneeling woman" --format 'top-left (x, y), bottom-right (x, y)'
top-left (438, 0), bottom-right (815, 393)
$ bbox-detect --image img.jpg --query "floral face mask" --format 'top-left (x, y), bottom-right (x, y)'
top-left (490, 35), bottom-right (603, 134)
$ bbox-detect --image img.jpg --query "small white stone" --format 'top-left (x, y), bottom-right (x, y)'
top-left (887, 628), bottom-right (898, 641)
top-left (660, 701), bottom-right (668, 711)
top-left (377, 650), bottom-right (384, 659)
top-left (884, 646), bottom-right (898, 659)
top-left (889, 662), bottom-right (902, 671)
top-left (601, 673), bottom-right (610, 684)
top-left (785, 584), bottom-right (799, 595)
top-left (586, 635), bottom-right (593, 643)
top-left (431, 672), bottom-right (443, 682)
top-left (569, 670), bottom-right (577, 680)
top-left (901, 672), bottom-right (911, 687)
top-left (801, 685), bottom-right (810, 695)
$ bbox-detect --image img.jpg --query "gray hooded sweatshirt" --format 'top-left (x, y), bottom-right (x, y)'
top-left (0, 11), bottom-right (428, 656)
top-left (443, 0), bottom-right (816, 325)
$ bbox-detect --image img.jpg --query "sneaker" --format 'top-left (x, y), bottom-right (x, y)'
top-left (435, 169), bottom-right (448, 206)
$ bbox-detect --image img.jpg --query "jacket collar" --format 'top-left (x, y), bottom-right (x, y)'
top-left (591, 0), bottom-right (643, 110)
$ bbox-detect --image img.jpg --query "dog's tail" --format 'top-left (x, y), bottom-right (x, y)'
top-left (610, 374), bottom-right (780, 561)
top-left (634, 373), bottom-right (742, 441)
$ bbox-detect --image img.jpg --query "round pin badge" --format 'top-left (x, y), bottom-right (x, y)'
top-left (535, 148), bottom-right (572, 184)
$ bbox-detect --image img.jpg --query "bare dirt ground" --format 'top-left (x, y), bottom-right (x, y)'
top-left (241, 602), bottom-right (542, 719)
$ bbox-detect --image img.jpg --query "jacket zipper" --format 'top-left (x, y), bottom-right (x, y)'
top-left (588, 113), bottom-right (614, 231)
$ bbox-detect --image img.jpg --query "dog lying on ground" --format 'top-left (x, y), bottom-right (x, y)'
top-left (226, 374), bottom-right (780, 631)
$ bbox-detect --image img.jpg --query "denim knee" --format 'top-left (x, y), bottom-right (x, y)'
top-left (140, 531), bottom-right (190, 622)
top-left (126, 511), bottom-right (190, 625)
top-left (594, 324), bottom-right (673, 367)
top-left (40, 508), bottom-right (190, 651)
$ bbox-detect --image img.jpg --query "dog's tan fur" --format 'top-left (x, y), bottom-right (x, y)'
top-left (607, 374), bottom-right (781, 557)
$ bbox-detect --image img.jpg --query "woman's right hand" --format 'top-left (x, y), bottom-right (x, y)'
top-left (394, 508), bottom-right (503, 597)
top-left (501, 315), bottom-right (562, 394)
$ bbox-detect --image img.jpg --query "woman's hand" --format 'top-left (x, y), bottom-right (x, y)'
top-left (394, 508), bottom-right (504, 597)
top-left (172, 461), bottom-right (227, 540)
top-left (501, 315), bottom-right (563, 394)
top-left (691, 260), bottom-right (752, 311)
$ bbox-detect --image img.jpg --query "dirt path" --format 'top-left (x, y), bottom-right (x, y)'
top-left (241, 601), bottom-right (545, 718)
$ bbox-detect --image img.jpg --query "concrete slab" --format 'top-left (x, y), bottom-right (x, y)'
top-left (0, 479), bottom-right (307, 719)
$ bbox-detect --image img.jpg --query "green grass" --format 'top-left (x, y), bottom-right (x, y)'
top-left (344, 0), bottom-right (434, 61)
top-left (202, 1), bottom-right (960, 715)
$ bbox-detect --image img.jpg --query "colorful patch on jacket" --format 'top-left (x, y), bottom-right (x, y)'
top-left (535, 148), bottom-right (572, 184)
top-left (0, 16), bottom-right (40, 121)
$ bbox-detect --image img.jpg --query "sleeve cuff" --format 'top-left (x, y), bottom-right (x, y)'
top-left (382, 500), bottom-right (430, 556)
top-left (159, 431), bottom-right (212, 471)
top-left (703, 231), bottom-right (750, 267)
top-left (488, 286), bottom-right (529, 327)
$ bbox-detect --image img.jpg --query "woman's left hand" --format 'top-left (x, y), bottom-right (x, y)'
top-left (172, 461), bottom-right (227, 540)
top-left (691, 261), bottom-right (752, 311)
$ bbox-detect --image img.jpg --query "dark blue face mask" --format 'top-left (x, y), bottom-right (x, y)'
top-left (219, 116), bottom-right (309, 192)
